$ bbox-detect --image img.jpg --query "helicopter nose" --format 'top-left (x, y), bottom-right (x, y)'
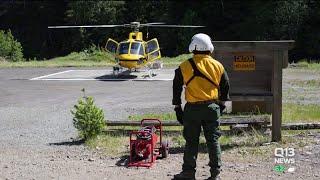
top-left (118, 54), bottom-right (143, 60)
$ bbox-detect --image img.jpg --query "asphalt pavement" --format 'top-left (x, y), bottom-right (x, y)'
top-left (0, 67), bottom-right (176, 179)
top-left (0, 67), bottom-right (176, 143)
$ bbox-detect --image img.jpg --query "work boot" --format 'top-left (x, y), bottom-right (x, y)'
top-left (173, 170), bottom-right (196, 180)
top-left (206, 169), bottom-right (220, 180)
top-left (206, 175), bottom-right (220, 180)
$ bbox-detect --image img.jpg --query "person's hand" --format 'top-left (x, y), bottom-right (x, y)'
top-left (217, 101), bottom-right (226, 114)
top-left (220, 101), bottom-right (226, 106)
top-left (174, 105), bottom-right (183, 125)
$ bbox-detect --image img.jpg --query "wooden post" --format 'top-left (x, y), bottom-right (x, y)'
top-left (272, 50), bottom-right (283, 142)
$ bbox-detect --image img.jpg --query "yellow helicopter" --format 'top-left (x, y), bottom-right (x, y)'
top-left (48, 22), bottom-right (204, 76)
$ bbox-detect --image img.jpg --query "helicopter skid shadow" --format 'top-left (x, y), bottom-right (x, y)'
top-left (95, 70), bottom-right (138, 81)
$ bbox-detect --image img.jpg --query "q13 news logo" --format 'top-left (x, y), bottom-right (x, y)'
top-left (274, 147), bottom-right (295, 164)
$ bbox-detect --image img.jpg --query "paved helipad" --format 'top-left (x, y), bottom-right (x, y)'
top-left (0, 67), bottom-right (176, 179)
top-left (30, 69), bottom-right (174, 81)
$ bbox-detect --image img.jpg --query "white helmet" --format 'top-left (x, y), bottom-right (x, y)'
top-left (188, 33), bottom-right (214, 53)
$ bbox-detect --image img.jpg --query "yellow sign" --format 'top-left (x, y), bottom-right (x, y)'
top-left (233, 52), bottom-right (255, 71)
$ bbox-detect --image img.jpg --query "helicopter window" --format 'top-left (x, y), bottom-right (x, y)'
top-left (118, 43), bottom-right (130, 54)
top-left (146, 39), bottom-right (159, 53)
top-left (105, 39), bottom-right (118, 54)
top-left (130, 42), bottom-right (144, 55)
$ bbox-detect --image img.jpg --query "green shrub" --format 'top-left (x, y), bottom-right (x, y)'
top-left (83, 44), bottom-right (115, 62)
top-left (0, 30), bottom-right (24, 62)
top-left (71, 90), bottom-right (106, 140)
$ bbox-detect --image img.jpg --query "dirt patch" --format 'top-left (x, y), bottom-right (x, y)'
top-left (2, 132), bottom-right (319, 180)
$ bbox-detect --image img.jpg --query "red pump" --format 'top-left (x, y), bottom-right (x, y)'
top-left (128, 119), bottom-right (169, 167)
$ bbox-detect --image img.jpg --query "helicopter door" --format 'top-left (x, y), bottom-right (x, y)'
top-left (105, 38), bottom-right (119, 54)
top-left (146, 38), bottom-right (161, 61)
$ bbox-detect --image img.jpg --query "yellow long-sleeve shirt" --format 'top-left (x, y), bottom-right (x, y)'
top-left (172, 54), bottom-right (230, 104)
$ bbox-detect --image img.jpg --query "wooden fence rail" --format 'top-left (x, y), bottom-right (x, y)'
top-left (106, 116), bottom-right (270, 126)
top-left (106, 118), bottom-right (320, 130)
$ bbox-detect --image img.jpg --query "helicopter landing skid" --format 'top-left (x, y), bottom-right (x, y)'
top-left (112, 66), bottom-right (122, 76)
top-left (144, 61), bottom-right (163, 78)
top-left (112, 64), bottom-right (161, 79)
top-left (147, 69), bottom-right (157, 78)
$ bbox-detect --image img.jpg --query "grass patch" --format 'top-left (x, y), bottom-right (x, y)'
top-left (294, 60), bottom-right (320, 70)
top-left (2, 51), bottom-right (320, 69)
top-left (169, 129), bottom-right (317, 158)
top-left (126, 102), bottom-right (320, 124)
top-left (0, 50), bottom-right (116, 68)
top-left (288, 79), bottom-right (320, 88)
top-left (127, 102), bottom-right (320, 124)
top-left (0, 60), bottom-right (113, 68)
top-left (283, 103), bottom-right (320, 123)
top-left (51, 50), bottom-right (114, 62)
top-left (160, 54), bottom-right (192, 67)
top-left (0, 51), bottom-right (192, 68)
top-left (87, 125), bottom-right (318, 159)
top-left (128, 113), bottom-right (176, 121)
top-left (128, 112), bottom-right (270, 121)
top-left (86, 133), bottom-right (128, 155)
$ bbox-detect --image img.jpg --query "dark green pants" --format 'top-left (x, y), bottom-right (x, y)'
top-left (182, 103), bottom-right (222, 173)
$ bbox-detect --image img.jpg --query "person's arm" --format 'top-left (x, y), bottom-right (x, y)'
top-left (172, 67), bottom-right (184, 124)
top-left (172, 67), bottom-right (184, 106)
top-left (219, 70), bottom-right (230, 101)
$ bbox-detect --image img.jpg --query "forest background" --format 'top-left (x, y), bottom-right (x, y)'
top-left (0, 0), bottom-right (319, 62)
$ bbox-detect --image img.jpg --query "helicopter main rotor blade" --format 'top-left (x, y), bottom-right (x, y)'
top-left (143, 24), bottom-right (205, 28)
top-left (48, 25), bottom-right (124, 29)
top-left (142, 24), bottom-right (205, 28)
top-left (142, 22), bottom-right (166, 25)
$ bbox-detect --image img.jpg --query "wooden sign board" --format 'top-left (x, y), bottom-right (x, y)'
top-left (233, 52), bottom-right (256, 71)
top-left (212, 41), bottom-right (295, 142)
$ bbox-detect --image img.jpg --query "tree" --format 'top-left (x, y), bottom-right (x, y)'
top-left (0, 30), bottom-right (24, 61)
top-left (0, 1), bottom-right (319, 61)
top-left (294, 0), bottom-right (320, 60)
top-left (71, 90), bottom-right (106, 140)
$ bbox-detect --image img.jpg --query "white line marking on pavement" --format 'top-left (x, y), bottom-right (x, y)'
top-left (134, 79), bottom-right (172, 81)
top-left (30, 70), bottom-right (74, 80)
top-left (31, 78), bottom-right (173, 81)
top-left (29, 69), bottom-right (173, 81)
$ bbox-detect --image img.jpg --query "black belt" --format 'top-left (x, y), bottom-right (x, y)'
top-left (187, 100), bottom-right (218, 105)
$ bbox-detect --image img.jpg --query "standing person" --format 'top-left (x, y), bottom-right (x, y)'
top-left (172, 33), bottom-right (230, 180)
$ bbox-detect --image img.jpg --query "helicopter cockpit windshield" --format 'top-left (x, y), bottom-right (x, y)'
top-left (118, 42), bottom-right (144, 55)
top-left (130, 42), bottom-right (144, 55)
top-left (118, 42), bottom-right (129, 54)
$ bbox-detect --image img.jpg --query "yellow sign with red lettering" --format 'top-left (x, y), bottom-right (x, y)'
top-left (233, 52), bottom-right (256, 71)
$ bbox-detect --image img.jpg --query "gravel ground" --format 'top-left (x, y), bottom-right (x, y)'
top-left (283, 68), bottom-right (320, 104)
top-left (0, 67), bottom-right (319, 180)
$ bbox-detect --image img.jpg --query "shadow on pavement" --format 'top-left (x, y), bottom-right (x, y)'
top-left (169, 143), bottom-right (236, 155)
top-left (48, 139), bottom-right (85, 146)
top-left (115, 155), bottom-right (129, 167)
top-left (95, 70), bottom-right (137, 81)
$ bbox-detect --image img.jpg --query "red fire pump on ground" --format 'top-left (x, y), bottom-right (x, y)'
top-left (128, 119), bottom-right (169, 167)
